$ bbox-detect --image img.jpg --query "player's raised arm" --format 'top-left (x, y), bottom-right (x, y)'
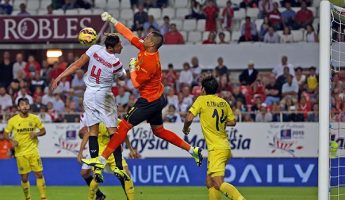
top-left (50, 53), bottom-right (89, 91)
top-left (101, 12), bottom-right (144, 50)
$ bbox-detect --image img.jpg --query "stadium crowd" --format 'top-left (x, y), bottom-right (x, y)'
top-left (0, 51), bottom-right (325, 123)
top-left (0, 0), bottom-right (321, 43)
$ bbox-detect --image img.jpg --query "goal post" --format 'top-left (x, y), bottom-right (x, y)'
top-left (319, 1), bottom-right (331, 200)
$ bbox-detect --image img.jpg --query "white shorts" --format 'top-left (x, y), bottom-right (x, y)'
top-left (83, 88), bottom-right (117, 128)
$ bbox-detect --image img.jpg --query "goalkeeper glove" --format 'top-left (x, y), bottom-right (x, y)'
top-left (101, 12), bottom-right (118, 25)
top-left (128, 57), bottom-right (138, 72)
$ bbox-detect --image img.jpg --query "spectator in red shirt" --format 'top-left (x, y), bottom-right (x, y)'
top-left (165, 63), bottom-right (177, 87)
top-left (49, 62), bottom-right (64, 80)
top-left (268, 2), bottom-right (283, 30)
top-left (203, 0), bottom-right (219, 32)
top-left (295, 1), bottom-right (314, 29)
top-left (202, 32), bottom-right (217, 44)
top-left (24, 55), bottom-right (40, 79)
top-left (164, 23), bottom-right (185, 44)
top-left (239, 16), bottom-right (258, 42)
top-left (221, 1), bottom-right (234, 32)
top-left (0, 131), bottom-right (13, 159)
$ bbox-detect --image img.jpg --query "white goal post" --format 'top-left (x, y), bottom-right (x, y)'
top-left (319, 1), bottom-right (331, 200)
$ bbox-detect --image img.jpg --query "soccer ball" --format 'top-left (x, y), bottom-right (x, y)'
top-left (78, 27), bottom-right (97, 46)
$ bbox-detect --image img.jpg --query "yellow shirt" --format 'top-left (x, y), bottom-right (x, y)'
top-left (5, 114), bottom-right (44, 157)
top-left (189, 95), bottom-right (235, 151)
top-left (98, 122), bottom-right (111, 152)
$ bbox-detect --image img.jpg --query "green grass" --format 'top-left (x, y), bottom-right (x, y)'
top-left (0, 186), bottom-right (318, 200)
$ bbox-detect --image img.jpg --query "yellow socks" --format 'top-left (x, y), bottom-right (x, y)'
top-left (89, 179), bottom-right (99, 200)
top-left (125, 179), bottom-right (135, 200)
top-left (36, 178), bottom-right (47, 199)
top-left (21, 181), bottom-right (31, 200)
top-left (220, 182), bottom-right (243, 200)
top-left (208, 187), bottom-right (221, 200)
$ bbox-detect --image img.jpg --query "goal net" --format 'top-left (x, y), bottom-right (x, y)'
top-left (320, 1), bottom-right (345, 200)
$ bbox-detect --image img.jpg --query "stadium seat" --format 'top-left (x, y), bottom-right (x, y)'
top-left (120, 9), bottom-right (133, 20)
top-left (94, 0), bottom-right (107, 9)
top-left (108, 9), bottom-right (120, 19)
top-left (196, 19), bottom-right (206, 31)
top-left (13, 0), bottom-right (26, 9)
top-left (246, 8), bottom-right (259, 18)
top-left (202, 31), bottom-right (211, 40)
top-left (27, 10), bottom-right (38, 15)
top-left (53, 9), bottom-right (65, 15)
top-left (148, 8), bottom-right (162, 20)
top-left (65, 9), bottom-right (79, 15)
top-left (231, 31), bottom-right (241, 42)
top-left (183, 19), bottom-right (197, 31)
top-left (231, 0), bottom-right (242, 5)
top-left (180, 31), bottom-right (187, 42)
top-left (92, 8), bottom-right (105, 15)
top-left (308, 7), bottom-right (317, 17)
top-left (175, 0), bottom-right (189, 8)
top-left (40, 0), bottom-right (51, 9)
top-left (120, 0), bottom-right (131, 9)
top-left (38, 9), bottom-right (47, 15)
top-left (292, 30), bottom-right (304, 42)
top-left (107, 0), bottom-right (121, 9)
top-left (187, 31), bottom-right (202, 44)
top-left (313, 18), bottom-right (320, 31)
top-left (176, 8), bottom-right (189, 19)
top-left (313, 0), bottom-right (321, 7)
top-left (79, 8), bottom-right (92, 15)
top-left (27, 0), bottom-right (40, 11)
top-left (234, 9), bottom-right (246, 19)
top-left (171, 20), bottom-right (183, 30)
top-left (218, 0), bottom-right (228, 7)
top-left (255, 19), bottom-right (263, 30)
top-left (162, 8), bottom-right (175, 19)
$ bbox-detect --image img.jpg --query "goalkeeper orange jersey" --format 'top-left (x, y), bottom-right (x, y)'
top-left (116, 22), bottom-right (164, 102)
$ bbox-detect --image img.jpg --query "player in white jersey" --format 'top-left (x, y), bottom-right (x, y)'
top-left (51, 34), bottom-right (127, 182)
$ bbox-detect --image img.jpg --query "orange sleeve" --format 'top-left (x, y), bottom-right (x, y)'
top-left (115, 22), bottom-right (144, 50)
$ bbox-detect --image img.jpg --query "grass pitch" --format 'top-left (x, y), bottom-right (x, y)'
top-left (0, 186), bottom-right (318, 200)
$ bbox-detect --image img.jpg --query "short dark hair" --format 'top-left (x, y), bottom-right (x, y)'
top-left (151, 31), bottom-right (164, 49)
top-left (17, 97), bottom-right (29, 106)
top-left (104, 34), bottom-right (120, 49)
top-left (202, 76), bottom-right (219, 95)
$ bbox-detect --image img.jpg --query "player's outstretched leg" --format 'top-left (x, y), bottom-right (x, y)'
top-left (151, 126), bottom-right (203, 166)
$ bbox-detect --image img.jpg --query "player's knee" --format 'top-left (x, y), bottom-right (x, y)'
top-left (21, 176), bottom-right (29, 183)
top-left (34, 172), bottom-right (43, 179)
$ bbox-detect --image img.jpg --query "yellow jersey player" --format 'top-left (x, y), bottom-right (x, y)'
top-left (4, 98), bottom-right (47, 200)
top-left (182, 76), bottom-right (246, 200)
top-left (78, 114), bottom-right (139, 200)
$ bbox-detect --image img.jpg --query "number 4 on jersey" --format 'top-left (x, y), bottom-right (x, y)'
top-left (91, 65), bottom-right (101, 84)
top-left (212, 109), bottom-right (227, 131)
